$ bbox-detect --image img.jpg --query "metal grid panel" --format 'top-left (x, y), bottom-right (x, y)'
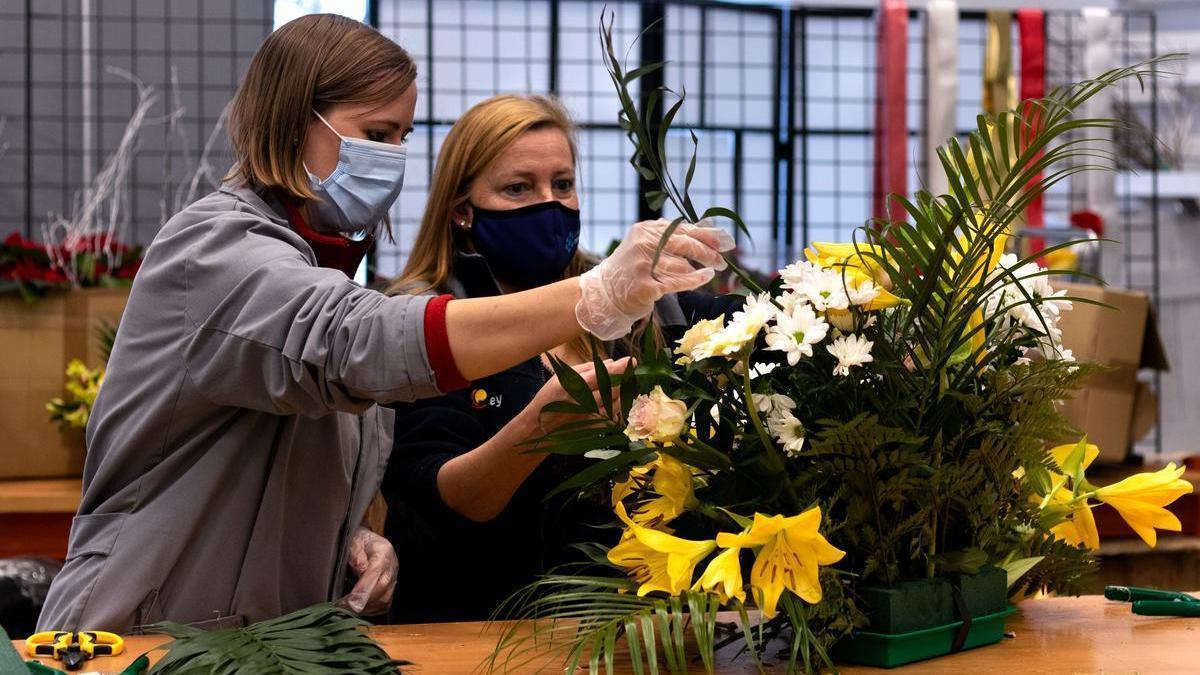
top-left (0, 0), bottom-right (271, 245)
top-left (1041, 10), bottom-right (1162, 456)
top-left (792, 9), bottom-right (928, 260)
top-left (372, 0), bottom-right (781, 279)
top-left (1043, 11), bottom-right (1161, 297)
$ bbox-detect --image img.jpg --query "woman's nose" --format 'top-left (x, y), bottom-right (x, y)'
top-left (534, 184), bottom-right (555, 202)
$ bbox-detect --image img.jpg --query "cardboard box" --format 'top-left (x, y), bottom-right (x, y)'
top-left (1057, 283), bottom-right (1169, 464)
top-left (0, 287), bottom-right (129, 478)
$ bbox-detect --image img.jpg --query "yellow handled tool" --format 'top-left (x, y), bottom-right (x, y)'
top-left (25, 631), bottom-right (125, 670)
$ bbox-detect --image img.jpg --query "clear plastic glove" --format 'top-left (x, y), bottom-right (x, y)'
top-left (339, 527), bottom-right (398, 617)
top-left (577, 218), bottom-right (735, 340)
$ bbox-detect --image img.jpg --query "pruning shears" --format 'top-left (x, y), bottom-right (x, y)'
top-left (1105, 585), bottom-right (1200, 617)
top-left (24, 654), bottom-right (149, 675)
top-left (24, 631), bottom-right (124, 671)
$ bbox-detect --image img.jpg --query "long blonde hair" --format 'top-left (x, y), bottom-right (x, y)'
top-left (387, 94), bottom-right (660, 360)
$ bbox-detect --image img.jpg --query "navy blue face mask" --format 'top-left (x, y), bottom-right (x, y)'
top-left (469, 200), bottom-right (581, 290)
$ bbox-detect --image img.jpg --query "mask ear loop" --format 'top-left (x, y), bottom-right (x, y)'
top-left (312, 109), bottom-right (343, 140)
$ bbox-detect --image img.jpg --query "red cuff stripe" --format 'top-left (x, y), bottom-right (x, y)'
top-left (423, 294), bottom-right (470, 393)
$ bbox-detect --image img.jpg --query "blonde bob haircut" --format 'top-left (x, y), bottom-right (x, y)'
top-left (225, 14), bottom-right (417, 200)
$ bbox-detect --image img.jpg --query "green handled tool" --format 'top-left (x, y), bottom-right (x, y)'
top-left (1104, 585), bottom-right (1199, 604)
top-left (1132, 600), bottom-right (1200, 617)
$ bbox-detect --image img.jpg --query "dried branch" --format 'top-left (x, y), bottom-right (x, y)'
top-left (40, 67), bottom-right (161, 286)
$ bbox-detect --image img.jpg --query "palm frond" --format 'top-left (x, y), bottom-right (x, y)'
top-left (597, 9), bottom-right (763, 294)
top-left (150, 603), bottom-right (406, 674)
top-left (96, 318), bottom-right (118, 363)
top-left (864, 54), bottom-right (1183, 385)
top-left (487, 572), bottom-right (738, 675)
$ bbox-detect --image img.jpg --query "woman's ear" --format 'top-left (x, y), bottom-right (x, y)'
top-left (451, 203), bottom-right (474, 230)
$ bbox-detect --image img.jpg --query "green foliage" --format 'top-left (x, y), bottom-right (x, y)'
top-left (96, 319), bottom-right (118, 363)
top-left (149, 603), bottom-right (406, 674)
top-left (598, 12), bottom-right (762, 294)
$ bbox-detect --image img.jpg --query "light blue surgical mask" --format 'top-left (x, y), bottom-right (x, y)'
top-left (305, 110), bottom-right (407, 238)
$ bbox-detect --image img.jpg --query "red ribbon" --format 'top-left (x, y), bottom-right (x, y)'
top-left (1018, 9), bottom-right (1046, 252)
top-left (872, 0), bottom-right (908, 225)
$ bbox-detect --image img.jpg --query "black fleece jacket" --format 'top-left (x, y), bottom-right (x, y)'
top-left (382, 252), bottom-right (738, 623)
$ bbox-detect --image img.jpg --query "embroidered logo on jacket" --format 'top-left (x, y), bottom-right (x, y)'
top-left (471, 388), bottom-right (503, 410)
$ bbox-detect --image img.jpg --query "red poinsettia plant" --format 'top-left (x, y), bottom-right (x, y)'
top-left (1, 231), bottom-right (142, 301)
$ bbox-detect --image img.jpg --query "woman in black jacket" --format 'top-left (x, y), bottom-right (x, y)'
top-left (382, 95), bottom-right (737, 623)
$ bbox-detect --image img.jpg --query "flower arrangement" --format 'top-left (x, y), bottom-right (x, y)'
top-left (0, 232), bottom-right (141, 301)
top-left (490, 15), bottom-right (1189, 675)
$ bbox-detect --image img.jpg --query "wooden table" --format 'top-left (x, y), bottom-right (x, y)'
top-left (12, 593), bottom-right (1200, 673)
top-left (0, 478), bottom-right (81, 559)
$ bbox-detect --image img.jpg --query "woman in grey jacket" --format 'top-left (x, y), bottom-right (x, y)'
top-left (36, 14), bottom-right (732, 633)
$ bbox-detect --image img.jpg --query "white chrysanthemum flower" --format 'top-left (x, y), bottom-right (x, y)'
top-left (736, 292), bottom-right (778, 325)
top-left (765, 302), bottom-right (830, 366)
top-left (692, 313), bottom-right (769, 361)
top-left (767, 409), bottom-right (806, 457)
top-left (753, 392), bottom-right (797, 415)
top-left (800, 268), bottom-right (851, 312)
top-left (674, 317), bottom-right (725, 365)
top-left (750, 362), bottom-right (779, 379)
top-left (780, 261), bottom-right (850, 312)
top-left (846, 278), bottom-right (882, 306)
top-left (983, 253), bottom-right (1073, 342)
top-left (827, 334), bottom-right (874, 376)
top-left (779, 260), bottom-right (821, 290)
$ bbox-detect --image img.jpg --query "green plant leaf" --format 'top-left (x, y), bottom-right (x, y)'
top-left (1004, 556), bottom-right (1045, 590)
top-left (150, 603), bottom-right (405, 674)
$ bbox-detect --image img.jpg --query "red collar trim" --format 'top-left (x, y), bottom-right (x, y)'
top-left (282, 200), bottom-right (350, 248)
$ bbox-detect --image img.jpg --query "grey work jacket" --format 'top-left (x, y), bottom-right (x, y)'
top-left (37, 183), bottom-right (441, 633)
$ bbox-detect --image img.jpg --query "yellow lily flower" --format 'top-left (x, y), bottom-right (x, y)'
top-left (692, 546), bottom-right (746, 604)
top-left (842, 267), bottom-right (903, 311)
top-left (608, 503), bottom-right (716, 597)
top-left (1042, 246), bottom-right (1078, 272)
top-left (955, 225), bottom-right (1010, 361)
top-left (611, 453), bottom-right (698, 528)
top-left (804, 241), bottom-right (893, 290)
top-left (1095, 463), bottom-right (1194, 547)
top-left (715, 507), bottom-right (845, 617)
top-left (1045, 486), bottom-right (1100, 551)
top-left (1049, 440), bottom-right (1100, 475)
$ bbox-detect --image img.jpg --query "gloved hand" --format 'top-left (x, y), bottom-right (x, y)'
top-left (577, 218), bottom-right (735, 339)
top-left (340, 527), bottom-right (398, 616)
